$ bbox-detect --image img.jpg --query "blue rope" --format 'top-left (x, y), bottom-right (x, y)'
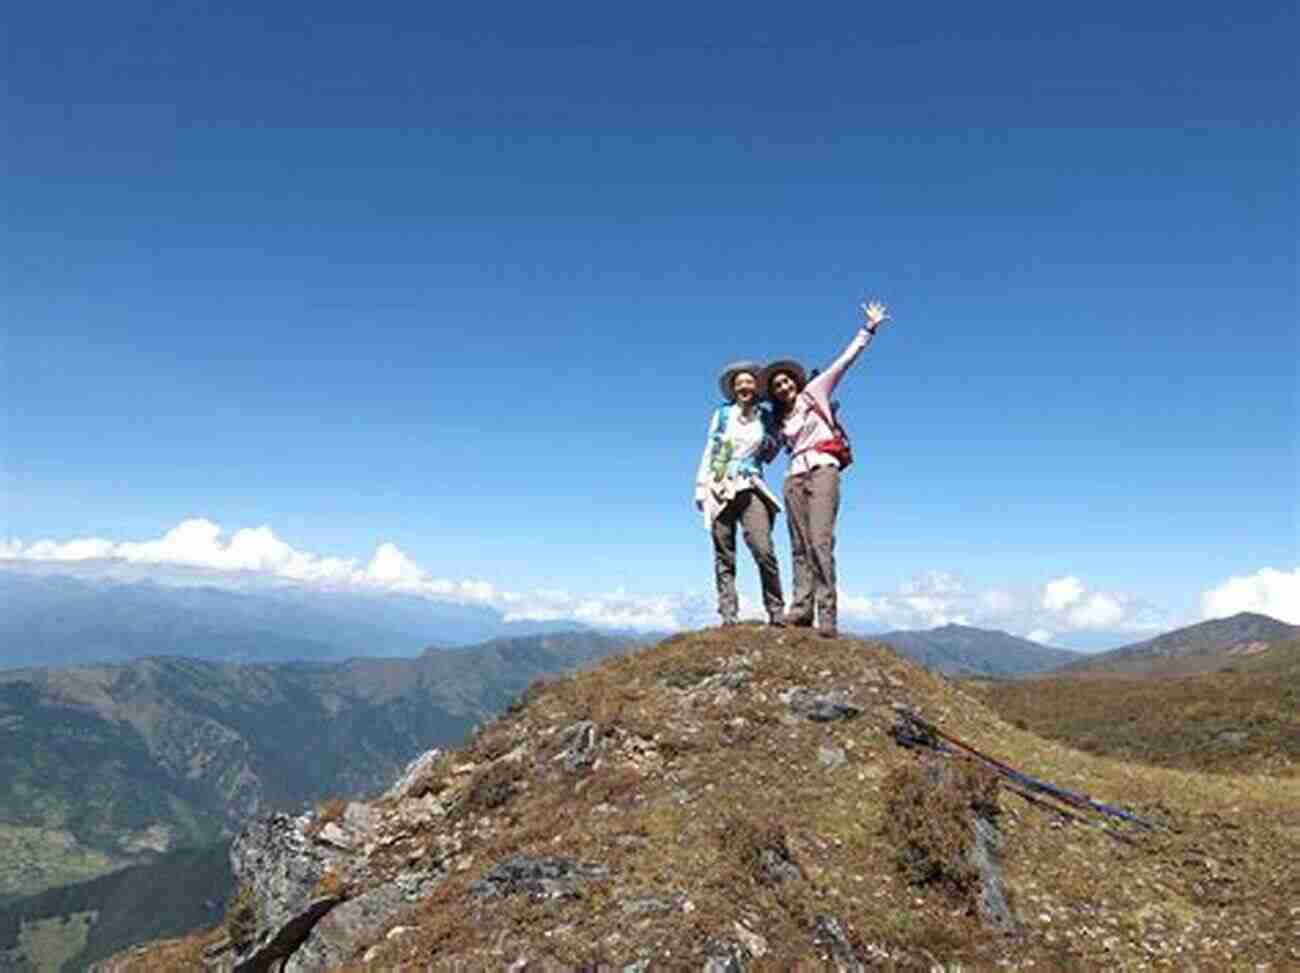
top-left (894, 712), bottom-right (1158, 830)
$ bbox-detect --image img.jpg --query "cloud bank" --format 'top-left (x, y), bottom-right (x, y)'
top-left (2, 518), bottom-right (1178, 639)
top-left (1200, 567), bottom-right (1300, 624)
top-left (837, 570), bottom-right (1167, 644)
top-left (0, 519), bottom-right (686, 630)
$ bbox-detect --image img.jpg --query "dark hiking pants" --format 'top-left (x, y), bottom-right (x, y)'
top-left (711, 489), bottom-right (784, 623)
top-left (784, 465), bottom-right (840, 633)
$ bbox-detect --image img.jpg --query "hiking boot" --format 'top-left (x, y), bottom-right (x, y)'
top-left (817, 626), bottom-right (838, 639)
top-left (783, 613), bottom-right (813, 628)
top-left (767, 614), bottom-right (787, 628)
top-left (721, 618), bottom-right (738, 627)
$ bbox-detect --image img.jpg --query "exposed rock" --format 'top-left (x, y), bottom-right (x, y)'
top-left (781, 687), bottom-right (862, 722)
top-left (702, 939), bottom-right (746, 972)
top-left (814, 915), bottom-right (864, 972)
top-left (228, 813), bottom-right (345, 965)
top-left (316, 822), bottom-right (351, 850)
top-left (758, 844), bottom-right (802, 885)
top-left (385, 748), bottom-right (445, 800)
top-left (468, 855), bottom-right (608, 899)
top-left (621, 895), bottom-right (675, 916)
top-left (554, 720), bottom-right (600, 771)
top-left (732, 920), bottom-right (769, 958)
top-left (819, 744), bottom-right (847, 769)
top-left (232, 894), bottom-right (342, 973)
top-left (971, 814), bottom-right (1016, 933)
top-left (219, 752), bottom-right (461, 973)
top-left (285, 882), bottom-right (423, 972)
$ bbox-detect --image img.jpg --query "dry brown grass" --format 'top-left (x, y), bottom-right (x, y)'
top-left (88, 927), bottom-right (227, 973)
top-left (302, 796), bottom-right (348, 838)
top-left (453, 758), bottom-right (525, 819)
top-left (222, 882), bottom-right (258, 948)
top-left (970, 638), bottom-right (1299, 777)
top-left (310, 867), bottom-right (347, 899)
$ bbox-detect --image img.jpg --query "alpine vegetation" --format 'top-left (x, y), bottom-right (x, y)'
top-left (95, 627), bottom-right (1299, 970)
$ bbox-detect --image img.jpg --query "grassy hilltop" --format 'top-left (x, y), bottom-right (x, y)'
top-left (972, 637), bottom-right (1299, 777)
top-left (98, 626), bottom-right (1299, 970)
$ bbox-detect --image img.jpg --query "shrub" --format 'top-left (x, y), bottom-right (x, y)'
top-left (882, 757), bottom-right (999, 899)
top-left (224, 883), bottom-right (259, 948)
top-left (719, 816), bottom-right (802, 886)
top-left (311, 867), bottom-right (346, 899)
top-left (581, 765), bottom-right (642, 805)
top-left (456, 758), bottom-right (524, 818)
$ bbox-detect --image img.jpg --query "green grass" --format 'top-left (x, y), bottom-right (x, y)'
top-left (15, 910), bottom-right (94, 972)
top-left (0, 826), bottom-right (118, 901)
top-left (0, 841), bottom-right (232, 972)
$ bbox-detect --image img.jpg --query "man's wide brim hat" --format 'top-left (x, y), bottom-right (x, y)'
top-left (717, 360), bottom-right (766, 401)
top-left (761, 359), bottom-right (807, 395)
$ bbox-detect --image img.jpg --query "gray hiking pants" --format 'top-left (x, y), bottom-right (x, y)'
top-left (784, 465), bottom-right (840, 632)
top-left (711, 489), bottom-right (784, 623)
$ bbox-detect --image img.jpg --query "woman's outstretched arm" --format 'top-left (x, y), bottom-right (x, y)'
top-left (804, 301), bottom-right (889, 404)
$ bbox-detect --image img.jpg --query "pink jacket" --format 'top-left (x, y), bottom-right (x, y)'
top-left (780, 327), bottom-right (874, 477)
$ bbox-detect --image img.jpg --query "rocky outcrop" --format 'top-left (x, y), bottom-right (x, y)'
top-left (212, 754), bottom-right (458, 972)
top-left (468, 856), bottom-right (609, 899)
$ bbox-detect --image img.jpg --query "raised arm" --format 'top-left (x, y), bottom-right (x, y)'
top-left (803, 301), bottom-right (889, 402)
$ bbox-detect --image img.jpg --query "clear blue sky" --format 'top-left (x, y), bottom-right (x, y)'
top-left (4, 1), bottom-right (1297, 636)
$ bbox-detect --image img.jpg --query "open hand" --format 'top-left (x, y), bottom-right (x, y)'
top-left (860, 300), bottom-right (889, 329)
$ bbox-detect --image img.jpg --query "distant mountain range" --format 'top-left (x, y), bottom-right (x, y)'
top-left (875, 623), bottom-right (1080, 676)
top-left (0, 567), bottom-right (592, 668)
top-left (1055, 612), bottom-right (1299, 677)
top-left (0, 631), bottom-right (645, 901)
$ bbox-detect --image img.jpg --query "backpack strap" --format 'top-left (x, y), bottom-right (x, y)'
top-left (801, 393), bottom-right (842, 436)
top-left (789, 393), bottom-right (850, 460)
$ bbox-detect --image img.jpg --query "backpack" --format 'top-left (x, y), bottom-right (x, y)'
top-left (799, 394), bottom-right (853, 471)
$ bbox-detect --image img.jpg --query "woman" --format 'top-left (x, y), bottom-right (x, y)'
top-left (763, 301), bottom-right (890, 638)
top-left (694, 361), bottom-right (785, 627)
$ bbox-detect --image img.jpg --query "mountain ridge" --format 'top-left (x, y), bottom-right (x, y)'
top-left (874, 622), bottom-right (1080, 676)
top-left (0, 568), bottom-right (593, 669)
top-left (0, 631), bottom-right (645, 902)
top-left (1054, 611), bottom-right (1298, 676)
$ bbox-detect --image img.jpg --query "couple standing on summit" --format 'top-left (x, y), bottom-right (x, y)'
top-left (694, 301), bottom-right (891, 639)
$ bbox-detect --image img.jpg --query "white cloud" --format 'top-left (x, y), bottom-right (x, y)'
top-left (364, 542), bottom-right (430, 588)
top-left (1200, 567), bottom-right (1300, 624)
top-left (2, 518), bottom-right (1177, 637)
top-left (1066, 592), bottom-right (1125, 628)
top-left (0, 518), bottom-right (693, 631)
top-left (1043, 575), bottom-right (1084, 612)
top-left (837, 571), bottom-right (1167, 643)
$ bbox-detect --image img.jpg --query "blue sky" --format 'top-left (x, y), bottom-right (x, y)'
top-left (4, 1), bottom-right (1297, 643)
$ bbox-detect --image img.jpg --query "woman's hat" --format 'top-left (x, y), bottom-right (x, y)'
top-left (761, 359), bottom-right (807, 395)
top-left (717, 360), bottom-right (765, 401)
